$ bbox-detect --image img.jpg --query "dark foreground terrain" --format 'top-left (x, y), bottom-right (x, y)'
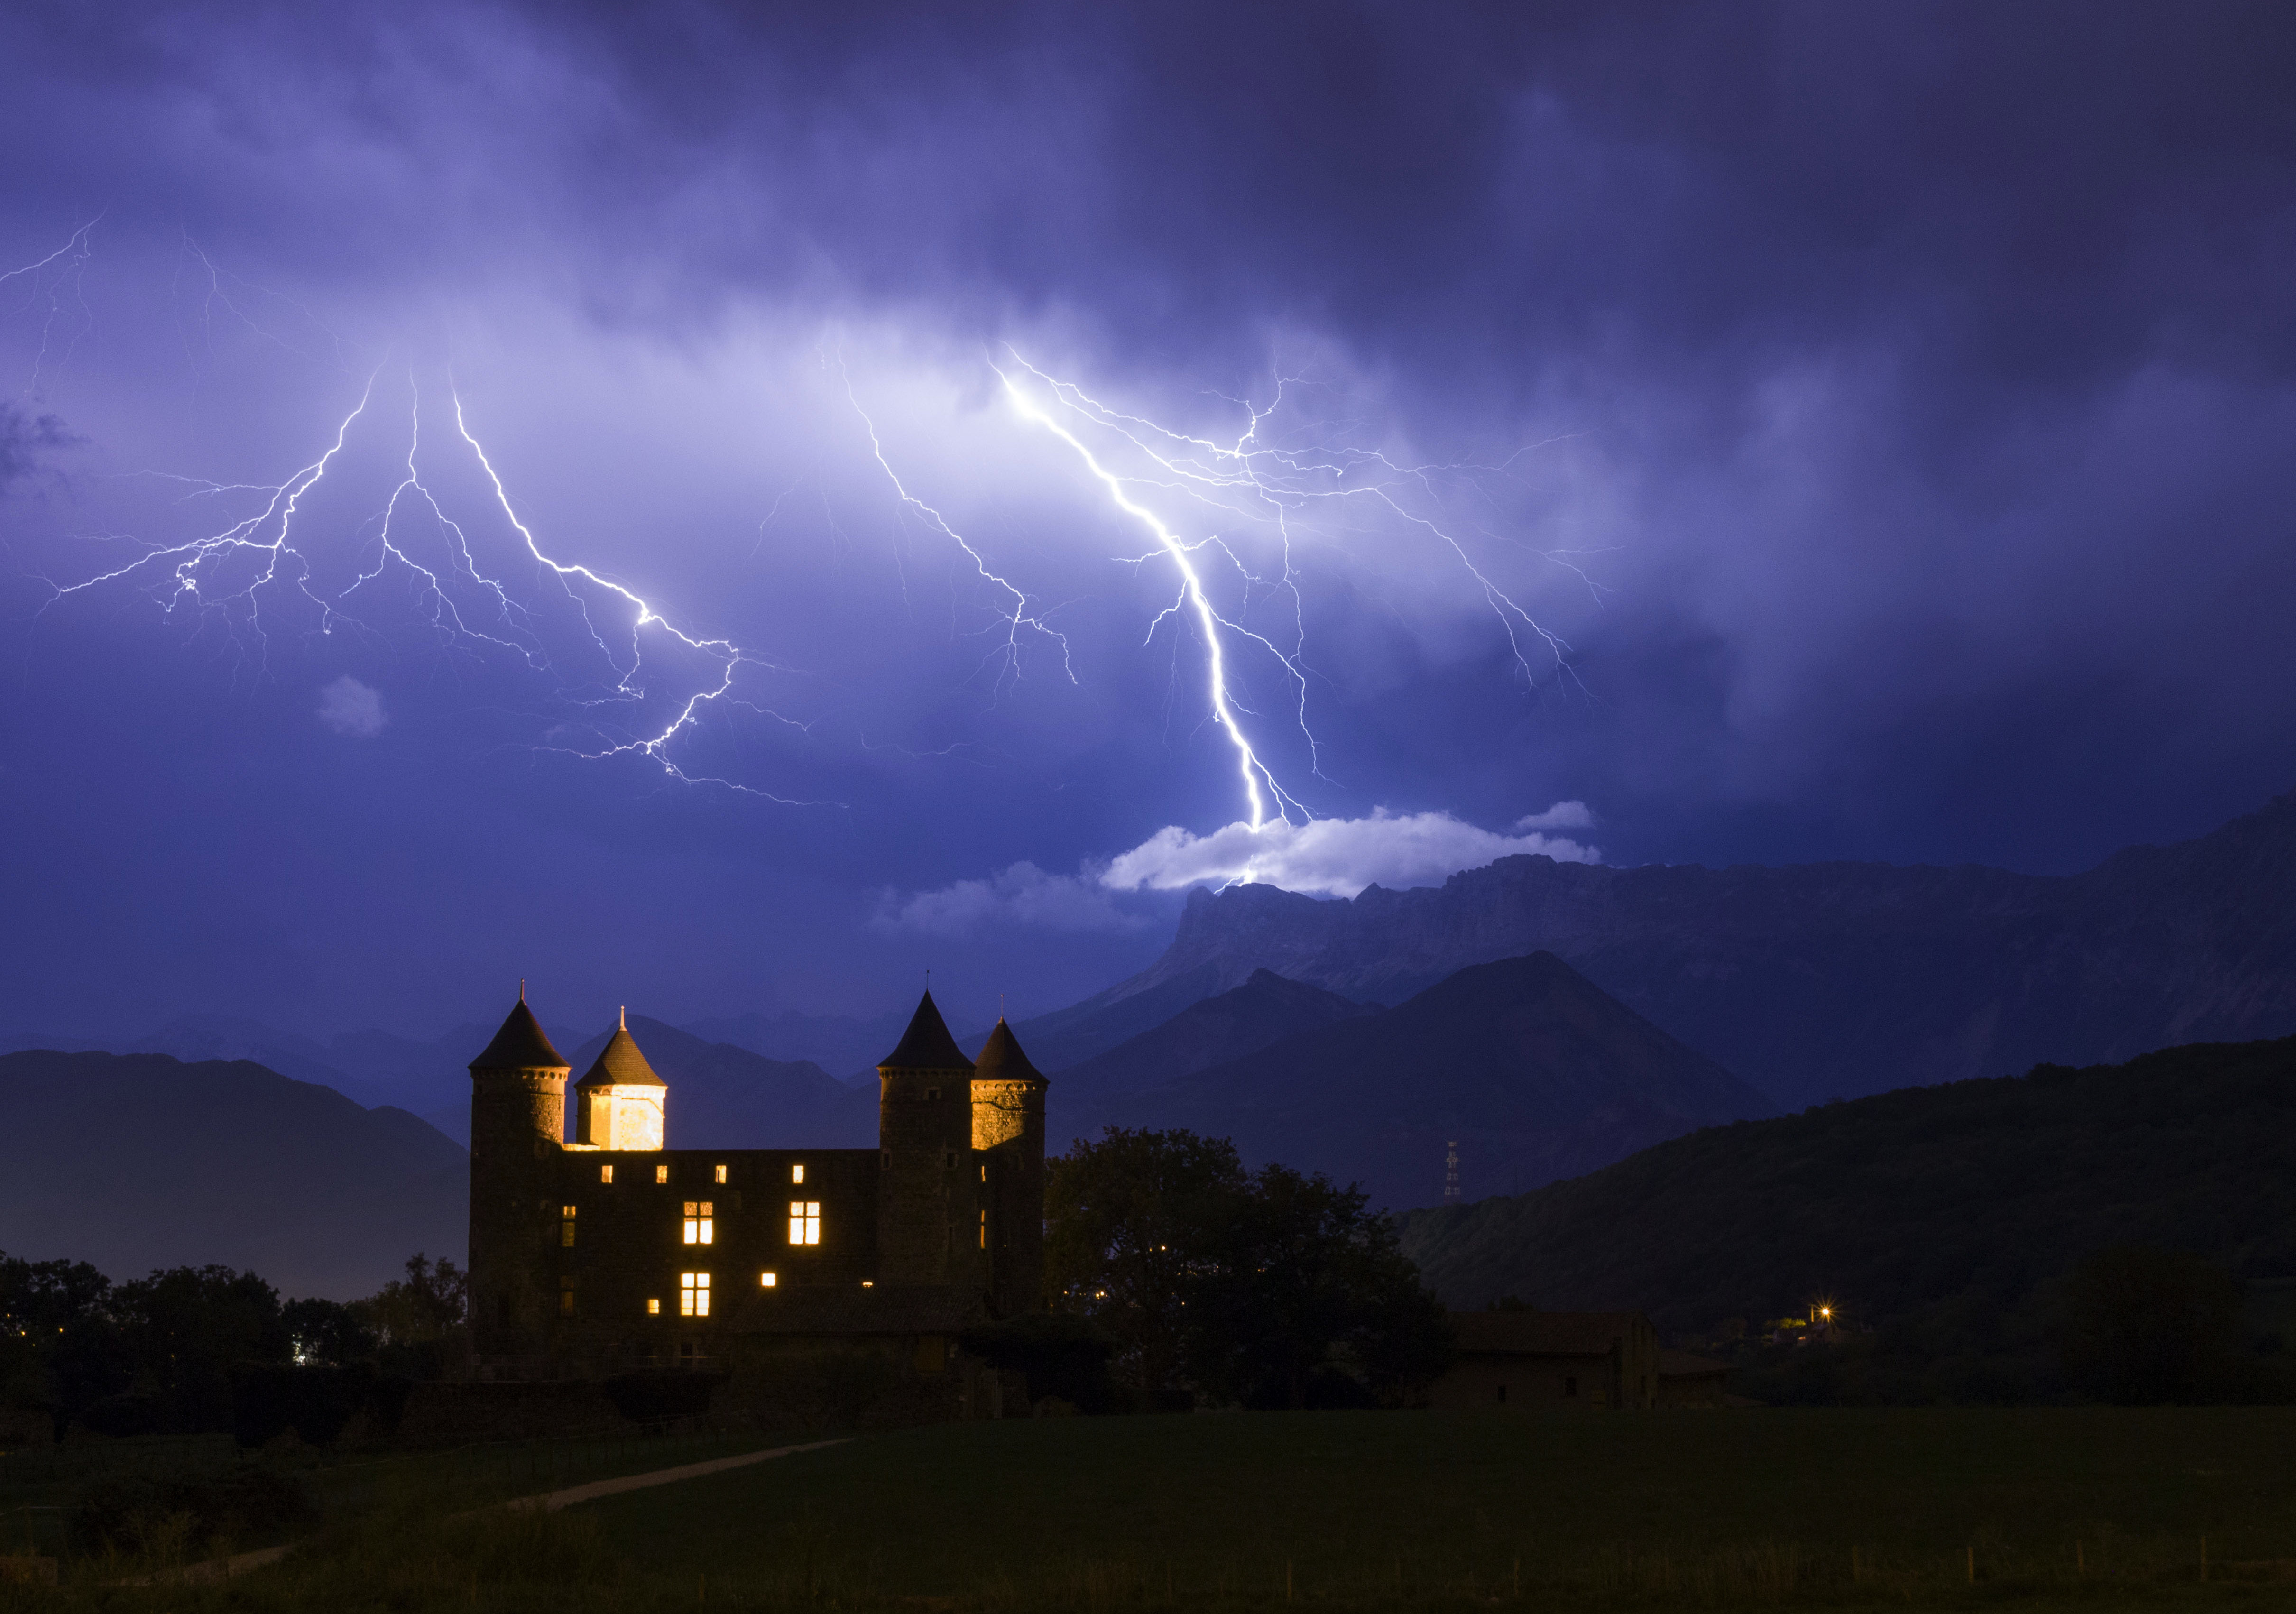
top-left (10, 1408), bottom-right (2296, 1610)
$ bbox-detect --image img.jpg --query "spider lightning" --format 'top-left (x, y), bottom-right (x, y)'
top-left (39, 367), bottom-right (819, 802)
top-left (855, 349), bottom-right (1589, 831)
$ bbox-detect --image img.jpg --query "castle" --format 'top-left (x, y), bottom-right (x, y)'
top-left (465, 987), bottom-right (1047, 1386)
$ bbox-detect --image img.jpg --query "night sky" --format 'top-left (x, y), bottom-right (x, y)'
top-left (3, 3), bottom-right (2292, 1043)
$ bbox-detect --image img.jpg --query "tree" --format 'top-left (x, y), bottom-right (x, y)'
top-left (1046, 1130), bottom-right (1455, 1410)
top-left (109, 1265), bottom-right (291, 1431)
top-left (1189, 1164), bottom-right (1454, 1409)
top-left (282, 1297), bottom-right (377, 1366)
top-left (351, 1254), bottom-right (468, 1345)
top-left (1046, 1128), bottom-right (1247, 1402)
top-left (2057, 1244), bottom-right (2243, 1404)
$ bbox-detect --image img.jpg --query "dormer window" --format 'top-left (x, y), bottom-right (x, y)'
top-left (682, 1202), bottom-right (714, 1245)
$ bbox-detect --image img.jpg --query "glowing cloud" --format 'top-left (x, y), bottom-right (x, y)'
top-left (1100, 805), bottom-right (1600, 900)
top-left (872, 860), bottom-right (1152, 937)
top-left (316, 675), bottom-right (387, 738)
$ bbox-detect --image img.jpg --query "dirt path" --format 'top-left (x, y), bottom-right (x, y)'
top-left (119, 1436), bottom-right (852, 1586)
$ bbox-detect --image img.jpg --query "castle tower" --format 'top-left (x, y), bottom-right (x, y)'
top-left (574, 1008), bottom-right (666, 1150)
top-left (971, 1018), bottom-right (1049, 1318)
top-left (467, 987), bottom-right (572, 1367)
top-left (875, 990), bottom-right (978, 1288)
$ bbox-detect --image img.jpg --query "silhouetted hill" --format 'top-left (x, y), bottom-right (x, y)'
top-left (1048, 790), bottom-right (2296, 1108)
top-left (561, 1017), bottom-right (876, 1148)
top-left (1396, 1035), bottom-right (2296, 1340)
top-left (679, 1008), bottom-right (911, 1084)
top-left (1088, 953), bottom-right (1770, 1209)
top-left (1049, 969), bottom-right (1378, 1135)
top-left (0, 1050), bottom-right (466, 1300)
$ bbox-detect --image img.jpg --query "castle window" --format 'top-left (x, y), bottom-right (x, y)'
top-left (1496, 1384), bottom-right (1507, 1404)
top-left (788, 1201), bottom-right (820, 1245)
top-left (656, 1163), bottom-right (670, 1184)
top-left (1564, 1377), bottom-right (1577, 1398)
top-left (979, 1208), bottom-right (987, 1250)
top-left (760, 1272), bottom-right (776, 1288)
top-left (680, 1272), bottom-right (710, 1317)
top-left (682, 1202), bottom-right (715, 1245)
top-left (647, 1298), bottom-right (661, 1315)
top-left (791, 1163), bottom-right (805, 1185)
top-left (942, 1149), bottom-right (957, 1170)
top-left (560, 1278), bottom-right (577, 1317)
top-left (714, 1163), bottom-right (728, 1185)
top-left (561, 1205), bottom-right (577, 1247)
top-left (925, 1087), bottom-right (939, 1101)
top-left (600, 1164), bottom-right (614, 1184)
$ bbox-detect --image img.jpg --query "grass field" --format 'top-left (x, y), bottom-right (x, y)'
top-left (11, 1408), bottom-right (2296, 1610)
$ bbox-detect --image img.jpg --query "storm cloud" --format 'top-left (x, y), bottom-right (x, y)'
top-left (1, 3), bottom-right (2291, 1037)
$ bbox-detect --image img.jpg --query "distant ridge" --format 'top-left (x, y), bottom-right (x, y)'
top-left (1038, 789), bottom-right (2296, 1107)
top-left (1395, 1034), bottom-right (2296, 1340)
top-left (1087, 952), bottom-right (1771, 1209)
top-left (1048, 968), bottom-right (1378, 1136)
top-left (0, 1050), bottom-right (466, 1300)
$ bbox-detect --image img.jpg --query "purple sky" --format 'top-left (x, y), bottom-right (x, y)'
top-left (3, 2), bottom-right (2293, 1042)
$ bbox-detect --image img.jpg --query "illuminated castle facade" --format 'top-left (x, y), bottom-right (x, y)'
top-left (465, 988), bottom-right (1047, 1382)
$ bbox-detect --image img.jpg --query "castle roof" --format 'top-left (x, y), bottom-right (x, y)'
top-left (469, 993), bottom-right (569, 1071)
top-left (576, 1011), bottom-right (665, 1089)
top-left (972, 1018), bottom-right (1047, 1085)
top-left (879, 990), bottom-right (970, 1070)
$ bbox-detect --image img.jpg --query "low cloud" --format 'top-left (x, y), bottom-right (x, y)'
top-left (1100, 805), bottom-right (1601, 900)
top-left (873, 860), bottom-right (1152, 938)
top-left (316, 676), bottom-right (387, 738)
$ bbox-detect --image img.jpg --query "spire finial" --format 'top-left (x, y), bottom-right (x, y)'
top-left (519, 978), bottom-right (526, 1003)
top-left (619, 1004), bottom-right (626, 1031)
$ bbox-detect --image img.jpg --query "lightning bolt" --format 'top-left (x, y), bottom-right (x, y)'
top-left (37, 362), bottom-right (831, 803)
top-left (1, 217), bottom-right (101, 396)
top-left (837, 357), bottom-right (1075, 696)
top-left (849, 348), bottom-right (1591, 831)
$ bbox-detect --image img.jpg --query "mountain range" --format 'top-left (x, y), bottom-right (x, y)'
top-left (0, 1050), bottom-right (467, 1300)
top-left (1017, 789), bottom-right (2296, 1109)
top-left (1070, 954), bottom-right (1771, 1208)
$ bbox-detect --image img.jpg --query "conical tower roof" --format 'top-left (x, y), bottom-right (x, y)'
top-left (577, 1009), bottom-right (665, 1089)
top-left (469, 990), bottom-right (568, 1071)
top-left (879, 990), bottom-right (969, 1069)
top-left (973, 1018), bottom-right (1047, 1085)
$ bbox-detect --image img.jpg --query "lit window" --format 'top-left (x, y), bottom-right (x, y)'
top-left (760, 1272), bottom-right (776, 1288)
top-left (680, 1272), bottom-right (711, 1317)
top-left (714, 1163), bottom-right (728, 1185)
top-left (647, 1298), bottom-right (661, 1315)
top-left (656, 1163), bottom-right (670, 1184)
top-left (682, 1201), bottom-right (714, 1245)
top-left (600, 1164), bottom-right (614, 1184)
top-left (791, 1163), bottom-right (805, 1185)
top-left (979, 1208), bottom-right (988, 1250)
top-left (788, 1200), bottom-right (821, 1245)
top-left (561, 1205), bottom-right (577, 1248)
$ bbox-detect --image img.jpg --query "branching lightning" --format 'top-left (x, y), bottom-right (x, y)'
top-left (849, 346), bottom-right (1593, 831)
top-left (37, 365), bottom-right (829, 803)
